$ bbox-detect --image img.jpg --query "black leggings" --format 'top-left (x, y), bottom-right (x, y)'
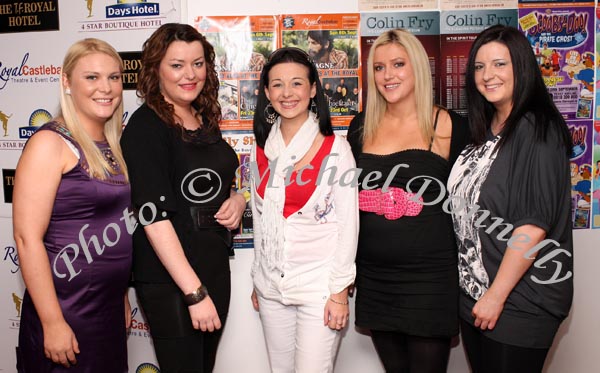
top-left (370, 330), bottom-right (451, 373)
top-left (136, 282), bottom-right (227, 373)
top-left (460, 318), bottom-right (550, 373)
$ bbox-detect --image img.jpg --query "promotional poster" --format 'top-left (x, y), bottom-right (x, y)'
top-left (519, 5), bottom-right (595, 120)
top-left (280, 13), bottom-right (361, 130)
top-left (440, 9), bottom-right (518, 115)
top-left (569, 120), bottom-right (594, 229)
top-left (359, 11), bottom-right (440, 105)
top-left (193, 15), bottom-right (278, 131)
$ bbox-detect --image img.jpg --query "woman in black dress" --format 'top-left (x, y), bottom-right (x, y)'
top-left (121, 23), bottom-right (246, 372)
top-left (347, 29), bottom-right (469, 373)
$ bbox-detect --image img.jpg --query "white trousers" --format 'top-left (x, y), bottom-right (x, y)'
top-left (258, 295), bottom-right (342, 373)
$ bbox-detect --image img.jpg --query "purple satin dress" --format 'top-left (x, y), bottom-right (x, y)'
top-left (17, 122), bottom-right (132, 372)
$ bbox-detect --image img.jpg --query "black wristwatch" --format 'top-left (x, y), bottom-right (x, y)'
top-left (183, 284), bottom-right (209, 306)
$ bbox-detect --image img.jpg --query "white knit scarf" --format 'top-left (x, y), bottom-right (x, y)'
top-left (261, 112), bottom-right (320, 270)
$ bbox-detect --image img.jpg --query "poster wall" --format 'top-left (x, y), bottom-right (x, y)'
top-left (518, 3), bottom-right (595, 228)
top-left (2, 0), bottom-right (600, 372)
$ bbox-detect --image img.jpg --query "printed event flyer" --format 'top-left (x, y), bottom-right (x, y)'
top-left (193, 16), bottom-right (278, 131)
top-left (358, 0), bottom-right (437, 11)
top-left (359, 11), bottom-right (440, 105)
top-left (222, 130), bottom-right (255, 248)
top-left (592, 121), bottom-right (600, 228)
top-left (518, 5), bottom-right (595, 120)
top-left (440, 9), bottom-right (518, 115)
top-left (519, 0), bottom-right (594, 5)
top-left (441, 0), bottom-right (517, 10)
top-left (569, 120), bottom-right (593, 229)
top-left (279, 13), bottom-right (361, 131)
top-left (593, 7), bottom-right (600, 228)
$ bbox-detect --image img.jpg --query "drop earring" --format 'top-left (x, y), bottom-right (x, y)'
top-left (264, 102), bottom-right (278, 125)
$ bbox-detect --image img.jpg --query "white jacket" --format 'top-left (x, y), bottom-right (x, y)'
top-left (250, 135), bottom-right (359, 304)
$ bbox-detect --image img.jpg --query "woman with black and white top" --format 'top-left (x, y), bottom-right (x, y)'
top-left (447, 25), bottom-right (573, 373)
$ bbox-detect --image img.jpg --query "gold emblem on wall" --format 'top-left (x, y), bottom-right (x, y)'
top-left (12, 293), bottom-right (22, 318)
top-left (0, 110), bottom-right (12, 137)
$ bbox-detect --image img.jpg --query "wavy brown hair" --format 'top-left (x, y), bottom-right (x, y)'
top-left (137, 23), bottom-right (221, 135)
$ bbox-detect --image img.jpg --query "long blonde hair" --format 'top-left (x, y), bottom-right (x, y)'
top-left (58, 38), bottom-right (128, 181)
top-left (363, 29), bottom-right (434, 145)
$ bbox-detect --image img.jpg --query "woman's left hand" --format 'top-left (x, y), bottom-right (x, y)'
top-left (472, 290), bottom-right (505, 330)
top-left (215, 192), bottom-right (246, 230)
top-left (324, 293), bottom-right (350, 331)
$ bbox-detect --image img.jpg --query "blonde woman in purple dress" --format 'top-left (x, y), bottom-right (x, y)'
top-left (13, 38), bottom-right (131, 372)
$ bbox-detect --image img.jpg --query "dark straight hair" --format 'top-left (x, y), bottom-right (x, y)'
top-left (253, 47), bottom-right (333, 148)
top-left (465, 25), bottom-right (571, 153)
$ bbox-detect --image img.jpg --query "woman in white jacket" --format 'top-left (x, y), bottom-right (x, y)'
top-left (250, 47), bottom-right (359, 373)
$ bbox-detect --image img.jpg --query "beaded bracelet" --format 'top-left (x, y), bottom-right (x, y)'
top-left (328, 297), bottom-right (349, 305)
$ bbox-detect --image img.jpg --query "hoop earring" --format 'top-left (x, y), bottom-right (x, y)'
top-left (310, 98), bottom-right (319, 119)
top-left (264, 102), bottom-right (278, 125)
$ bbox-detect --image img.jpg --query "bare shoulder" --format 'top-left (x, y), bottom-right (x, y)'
top-left (433, 107), bottom-right (453, 138)
top-left (18, 129), bottom-right (70, 173)
top-left (22, 129), bottom-right (63, 156)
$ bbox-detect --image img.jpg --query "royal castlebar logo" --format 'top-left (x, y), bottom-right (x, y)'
top-left (3, 245), bottom-right (19, 272)
top-left (128, 306), bottom-right (152, 338)
top-left (0, 53), bottom-right (62, 91)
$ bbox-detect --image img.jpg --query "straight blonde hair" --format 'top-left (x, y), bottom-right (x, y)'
top-left (58, 38), bottom-right (127, 181)
top-left (363, 29), bottom-right (434, 145)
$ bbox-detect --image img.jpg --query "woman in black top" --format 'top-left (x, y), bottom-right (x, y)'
top-left (447, 25), bottom-right (573, 373)
top-left (120, 23), bottom-right (246, 372)
top-left (347, 29), bottom-right (469, 373)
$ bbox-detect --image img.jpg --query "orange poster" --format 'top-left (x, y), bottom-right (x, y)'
top-left (193, 16), bottom-right (278, 131)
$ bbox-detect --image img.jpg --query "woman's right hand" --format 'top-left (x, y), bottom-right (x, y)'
top-left (42, 320), bottom-right (79, 368)
top-left (188, 296), bottom-right (221, 332)
top-left (250, 288), bottom-right (259, 311)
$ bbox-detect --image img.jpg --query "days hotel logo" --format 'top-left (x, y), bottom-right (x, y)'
top-left (136, 362), bottom-right (160, 372)
top-left (80, 0), bottom-right (165, 32)
top-left (106, 0), bottom-right (159, 18)
top-left (19, 109), bottom-right (52, 139)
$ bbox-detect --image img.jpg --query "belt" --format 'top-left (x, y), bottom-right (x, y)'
top-left (189, 206), bottom-right (234, 256)
top-left (190, 206), bottom-right (222, 229)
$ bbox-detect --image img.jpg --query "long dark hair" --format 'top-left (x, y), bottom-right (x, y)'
top-left (465, 25), bottom-right (571, 153)
top-left (137, 23), bottom-right (221, 135)
top-left (253, 47), bottom-right (333, 148)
